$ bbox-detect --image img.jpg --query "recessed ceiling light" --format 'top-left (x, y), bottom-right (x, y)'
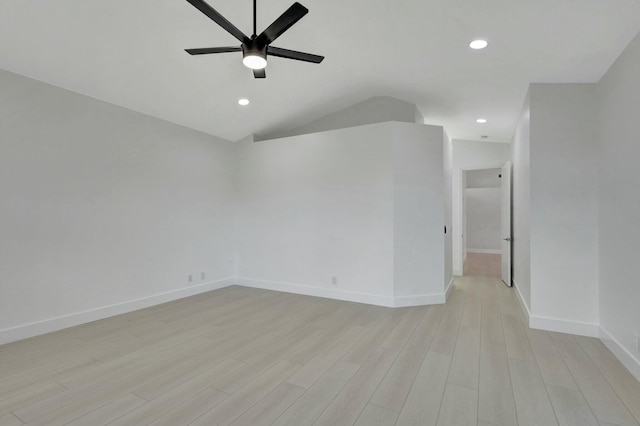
top-left (476, 118), bottom-right (487, 123)
top-left (469, 39), bottom-right (488, 49)
top-left (238, 98), bottom-right (250, 106)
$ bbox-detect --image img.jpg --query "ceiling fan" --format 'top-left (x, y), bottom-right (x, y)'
top-left (184, 0), bottom-right (324, 78)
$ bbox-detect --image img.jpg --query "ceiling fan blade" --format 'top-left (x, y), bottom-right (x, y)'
top-left (256, 2), bottom-right (308, 46)
top-left (253, 68), bottom-right (266, 78)
top-left (268, 46), bottom-right (324, 63)
top-left (185, 0), bottom-right (248, 43)
top-left (185, 46), bottom-right (242, 55)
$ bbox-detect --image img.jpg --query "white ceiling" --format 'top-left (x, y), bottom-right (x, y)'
top-left (1, 0), bottom-right (639, 142)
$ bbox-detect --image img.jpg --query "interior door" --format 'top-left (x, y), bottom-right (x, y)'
top-left (501, 161), bottom-right (512, 286)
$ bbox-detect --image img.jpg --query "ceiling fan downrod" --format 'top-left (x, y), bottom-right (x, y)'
top-left (253, 0), bottom-right (257, 38)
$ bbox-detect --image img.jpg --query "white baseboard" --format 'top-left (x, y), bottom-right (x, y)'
top-left (1, 276), bottom-right (451, 346)
top-left (393, 293), bottom-right (446, 307)
top-left (512, 280), bottom-right (531, 321)
top-left (238, 277), bottom-right (394, 306)
top-left (236, 277), bottom-right (446, 308)
top-left (445, 277), bottom-right (455, 301)
top-left (511, 281), bottom-right (637, 379)
top-left (0, 278), bottom-right (235, 345)
top-left (599, 327), bottom-right (640, 382)
top-left (512, 280), bottom-right (598, 337)
top-left (529, 315), bottom-right (599, 337)
top-left (467, 248), bottom-right (501, 254)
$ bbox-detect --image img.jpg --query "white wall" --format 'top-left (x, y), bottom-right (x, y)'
top-left (236, 124), bottom-right (395, 300)
top-left (443, 131), bottom-right (453, 291)
top-left (512, 95), bottom-right (531, 309)
top-left (465, 188), bottom-right (501, 253)
top-left (257, 97), bottom-right (421, 141)
top-left (452, 140), bottom-right (512, 169)
top-left (236, 122), bottom-right (447, 305)
top-left (597, 32), bottom-right (640, 375)
top-left (0, 68), bottom-right (236, 342)
top-left (529, 84), bottom-right (599, 332)
top-left (510, 38), bottom-right (640, 377)
top-left (452, 140), bottom-right (511, 275)
top-left (394, 124), bottom-right (446, 298)
top-left (0, 70), bottom-right (449, 342)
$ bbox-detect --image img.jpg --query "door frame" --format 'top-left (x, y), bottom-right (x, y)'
top-left (453, 165), bottom-right (508, 277)
top-left (500, 161), bottom-right (513, 287)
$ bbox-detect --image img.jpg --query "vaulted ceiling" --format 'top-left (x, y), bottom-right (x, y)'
top-left (1, 0), bottom-right (639, 142)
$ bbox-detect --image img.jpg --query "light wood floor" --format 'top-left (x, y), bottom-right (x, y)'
top-left (1, 278), bottom-right (639, 426)
top-left (464, 252), bottom-right (501, 277)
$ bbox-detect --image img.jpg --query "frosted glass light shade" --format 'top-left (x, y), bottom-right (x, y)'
top-left (243, 54), bottom-right (267, 70)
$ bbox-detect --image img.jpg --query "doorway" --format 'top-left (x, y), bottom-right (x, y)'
top-left (462, 167), bottom-right (502, 278)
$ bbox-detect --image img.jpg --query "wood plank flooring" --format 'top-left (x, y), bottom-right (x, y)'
top-left (1, 277), bottom-right (639, 426)
top-left (464, 252), bottom-right (501, 277)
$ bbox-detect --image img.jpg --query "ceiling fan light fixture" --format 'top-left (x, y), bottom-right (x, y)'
top-left (242, 53), bottom-right (267, 69)
top-left (184, 0), bottom-right (324, 78)
top-left (242, 44), bottom-right (267, 69)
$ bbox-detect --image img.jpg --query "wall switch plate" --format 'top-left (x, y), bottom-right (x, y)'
top-left (201, 272), bottom-right (206, 280)
top-left (331, 276), bottom-right (337, 286)
top-left (188, 274), bottom-right (193, 283)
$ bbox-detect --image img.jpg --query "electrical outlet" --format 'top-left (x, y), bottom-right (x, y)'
top-left (331, 276), bottom-right (337, 286)
top-left (188, 274), bottom-right (193, 283)
top-left (201, 272), bottom-right (206, 280)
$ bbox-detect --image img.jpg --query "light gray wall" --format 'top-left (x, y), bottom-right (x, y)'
top-left (512, 95), bottom-right (531, 309)
top-left (0, 69), bottom-right (450, 340)
top-left (529, 84), bottom-right (599, 327)
top-left (236, 124), bottom-right (395, 298)
top-left (0, 68), bottom-right (236, 336)
top-left (443, 131), bottom-right (453, 290)
top-left (256, 96), bottom-right (421, 141)
top-left (510, 37), bottom-right (640, 377)
top-left (597, 31), bottom-right (640, 368)
top-left (465, 188), bottom-right (501, 252)
top-left (394, 124), bottom-right (445, 297)
top-left (236, 122), bottom-right (447, 302)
